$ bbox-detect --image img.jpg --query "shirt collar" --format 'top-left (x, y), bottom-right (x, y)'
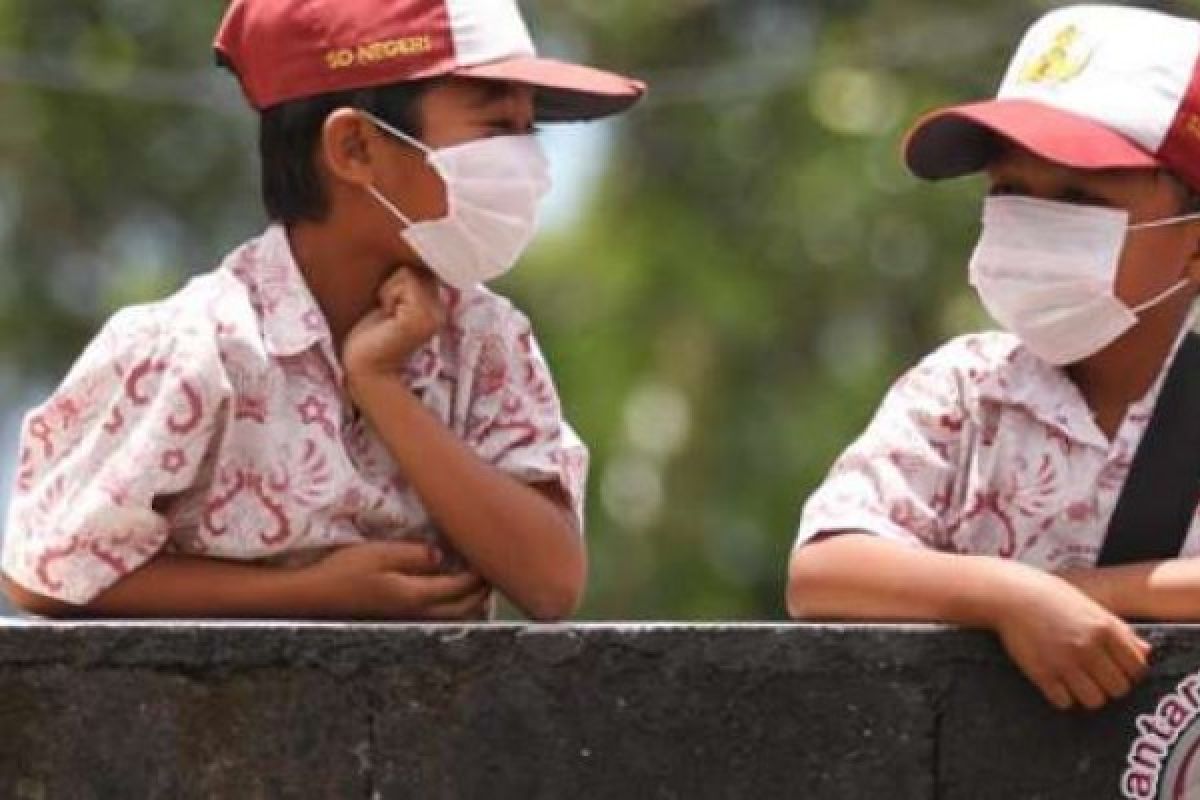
top-left (976, 313), bottom-right (1198, 449)
top-left (226, 225), bottom-right (335, 360)
top-left (224, 227), bottom-right (470, 392)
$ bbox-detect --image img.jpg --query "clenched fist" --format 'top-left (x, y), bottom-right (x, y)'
top-left (342, 267), bottom-right (446, 381)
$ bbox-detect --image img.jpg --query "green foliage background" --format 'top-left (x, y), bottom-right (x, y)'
top-left (0, 0), bottom-right (1190, 618)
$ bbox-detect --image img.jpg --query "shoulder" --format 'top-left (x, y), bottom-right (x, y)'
top-left (118, 274), bottom-right (234, 352)
top-left (75, 252), bottom-right (268, 397)
top-left (888, 331), bottom-right (1022, 412)
top-left (448, 285), bottom-right (534, 339)
top-left (433, 286), bottom-right (561, 405)
top-left (445, 285), bottom-right (544, 367)
top-left (914, 330), bottom-right (1021, 377)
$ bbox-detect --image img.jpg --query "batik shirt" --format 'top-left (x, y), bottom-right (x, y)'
top-left (795, 328), bottom-right (1200, 568)
top-left (3, 225), bottom-right (587, 604)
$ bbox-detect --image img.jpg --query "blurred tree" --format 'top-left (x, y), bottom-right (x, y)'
top-left (0, 0), bottom-right (1189, 619)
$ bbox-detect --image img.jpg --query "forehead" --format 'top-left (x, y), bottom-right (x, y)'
top-left (426, 77), bottom-right (534, 110)
top-left (985, 141), bottom-right (1158, 191)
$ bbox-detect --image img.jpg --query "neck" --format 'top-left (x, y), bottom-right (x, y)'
top-left (285, 221), bottom-right (398, 349)
top-left (1067, 302), bottom-right (1193, 433)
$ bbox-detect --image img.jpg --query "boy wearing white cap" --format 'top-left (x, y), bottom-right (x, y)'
top-left (789, 4), bottom-right (1200, 711)
top-left (1, 0), bottom-right (644, 620)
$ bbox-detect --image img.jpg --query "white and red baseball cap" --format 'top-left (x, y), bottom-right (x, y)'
top-left (904, 5), bottom-right (1200, 192)
top-left (215, 0), bottom-right (646, 122)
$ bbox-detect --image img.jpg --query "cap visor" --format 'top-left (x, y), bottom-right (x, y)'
top-left (456, 56), bottom-right (646, 122)
top-left (903, 99), bottom-right (1160, 180)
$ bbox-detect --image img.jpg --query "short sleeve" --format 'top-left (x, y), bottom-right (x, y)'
top-left (2, 308), bottom-right (228, 605)
top-left (459, 307), bottom-right (589, 532)
top-left (794, 340), bottom-right (979, 554)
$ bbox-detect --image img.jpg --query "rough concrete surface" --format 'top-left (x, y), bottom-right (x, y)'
top-left (0, 622), bottom-right (1196, 799)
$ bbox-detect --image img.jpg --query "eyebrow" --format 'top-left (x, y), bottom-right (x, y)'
top-left (988, 178), bottom-right (1118, 208)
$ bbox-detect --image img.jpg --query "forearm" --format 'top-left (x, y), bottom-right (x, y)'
top-left (5, 554), bottom-right (322, 619)
top-left (350, 373), bottom-right (585, 621)
top-left (787, 532), bottom-right (1032, 626)
top-left (1060, 558), bottom-right (1200, 620)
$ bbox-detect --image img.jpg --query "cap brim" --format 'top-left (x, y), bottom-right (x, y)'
top-left (455, 56), bottom-right (646, 122)
top-left (903, 99), bottom-right (1160, 180)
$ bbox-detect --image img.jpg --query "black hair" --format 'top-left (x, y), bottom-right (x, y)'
top-left (258, 79), bottom-right (436, 224)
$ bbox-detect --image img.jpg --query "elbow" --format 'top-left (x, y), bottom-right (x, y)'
top-left (2, 575), bottom-right (75, 618)
top-left (786, 547), bottom-right (831, 620)
top-left (522, 582), bottom-right (583, 623)
top-left (521, 563), bottom-right (586, 623)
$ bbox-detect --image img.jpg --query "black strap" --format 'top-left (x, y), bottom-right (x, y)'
top-left (1097, 333), bottom-right (1200, 567)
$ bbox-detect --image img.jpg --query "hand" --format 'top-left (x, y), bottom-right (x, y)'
top-left (342, 268), bottom-right (445, 382)
top-left (303, 541), bottom-right (492, 620)
top-left (989, 568), bottom-right (1151, 711)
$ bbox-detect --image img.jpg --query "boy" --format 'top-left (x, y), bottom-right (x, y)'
top-left (1, 0), bottom-right (644, 620)
top-left (788, 4), bottom-right (1200, 711)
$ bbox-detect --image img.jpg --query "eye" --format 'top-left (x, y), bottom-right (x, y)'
top-left (988, 182), bottom-right (1023, 197)
top-left (1058, 186), bottom-right (1115, 208)
top-left (483, 119), bottom-right (517, 135)
top-left (483, 119), bottom-right (542, 137)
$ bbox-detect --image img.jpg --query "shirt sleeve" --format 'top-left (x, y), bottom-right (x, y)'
top-left (794, 339), bottom-right (979, 554)
top-left (2, 308), bottom-right (229, 605)
top-left (459, 307), bottom-right (589, 532)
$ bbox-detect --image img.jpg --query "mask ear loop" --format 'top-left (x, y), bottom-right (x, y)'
top-left (366, 185), bottom-right (416, 228)
top-left (1128, 211), bottom-right (1200, 313)
top-left (358, 109), bottom-right (433, 157)
top-left (1129, 211), bottom-right (1200, 231)
top-left (1132, 278), bottom-right (1192, 315)
top-left (357, 110), bottom-right (435, 230)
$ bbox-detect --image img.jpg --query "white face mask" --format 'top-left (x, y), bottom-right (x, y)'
top-left (968, 195), bottom-right (1200, 366)
top-left (361, 111), bottom-right (552, 290)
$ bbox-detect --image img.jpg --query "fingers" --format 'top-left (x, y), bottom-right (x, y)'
top-left (1023, 662), bottom-right (1075, 711)
top-left (379, 268), bottom-right (444, 322)
top-left (1107, 626), bottom-right (1152, 684)
top-left (422, 585), bottom-right (494, 621)
top-left (1039, 626), bottom-right (1151, 712)
top-left (1079, 647), bottom-right (1132, 701)
top-left (1063, 669), bottom-right (1110, 711)
top-left (1017, 628), bottom-right (1151, 712)
top-left (397, 569), bottom-right (489, 610)
top-left (361, 541), bottom-right (444, 575)
top-left (378, 270), bottom-right (408, 313)
top-left (1045, 680), bottom-right (1074, 711)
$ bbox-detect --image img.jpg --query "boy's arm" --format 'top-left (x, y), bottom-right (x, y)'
top-left (1058, 559), bottom-right (1200, 620)
top-left (3, 541), bottom-right (490, 619)
top-left (788, 532), bottom-right (1152, 710)
top-left (350, 373), bottom-right (584, 621)
top-left (343, 268), bottom-right (584, 622)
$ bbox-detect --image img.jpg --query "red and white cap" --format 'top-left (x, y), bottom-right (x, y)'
top-left (215, 0), bottom-right (646, 122)
top-left (905, 5), bottom-right (1200, 191)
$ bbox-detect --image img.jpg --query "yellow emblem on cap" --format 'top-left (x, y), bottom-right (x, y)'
top-left (1019, 24), bottom-right (1093, 85)
top-left (1183, 112), bottom-right (1200, 143)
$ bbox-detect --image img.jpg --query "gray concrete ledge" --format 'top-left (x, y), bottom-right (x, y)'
top-left (3, 622), bottom-right (1200, 799)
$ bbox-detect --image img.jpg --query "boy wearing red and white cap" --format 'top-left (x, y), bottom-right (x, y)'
top-left (789, 5), bottom-right (1200, 711)
top-left (1, 0), bottom-right (644, 620)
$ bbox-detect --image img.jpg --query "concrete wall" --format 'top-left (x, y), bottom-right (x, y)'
top-left (0, 621), bottom-right (1196, 798)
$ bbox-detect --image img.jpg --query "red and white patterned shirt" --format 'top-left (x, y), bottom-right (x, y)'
top-left (795, 327), bottom-right (1200, 569)
top-left (3, 225), bottom-right (588, 605)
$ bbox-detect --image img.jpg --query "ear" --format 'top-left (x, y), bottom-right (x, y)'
top-left (320, 109), bottom-right (380, 189)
